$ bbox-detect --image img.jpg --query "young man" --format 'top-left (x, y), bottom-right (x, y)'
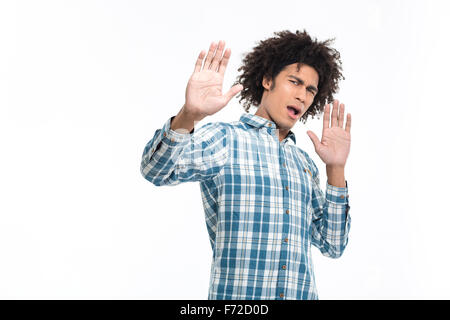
top-left (140, 30), bottom-right (351, 300)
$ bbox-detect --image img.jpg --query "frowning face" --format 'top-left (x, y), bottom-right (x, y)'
top-left (256, 63), bottom-right (319, 141)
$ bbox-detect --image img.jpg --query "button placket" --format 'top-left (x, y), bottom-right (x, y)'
top-left (277, 142), bottom-right (290, 302)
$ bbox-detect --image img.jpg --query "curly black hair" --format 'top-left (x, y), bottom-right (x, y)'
top-left (233, 30), bottom-right (344, 123)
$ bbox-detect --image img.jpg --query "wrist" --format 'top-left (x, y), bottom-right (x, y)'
top-left (326, 165), bottom-right (346, 188)
top-left (181, 104), bottom-right (205, 122)
top-left (326, 164), bottom-right (345, 172)
top-left (170, 105), bottom-right (203, 133)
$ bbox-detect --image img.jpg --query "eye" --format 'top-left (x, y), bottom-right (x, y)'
top-left (289, 80), bottom-right (298, 85)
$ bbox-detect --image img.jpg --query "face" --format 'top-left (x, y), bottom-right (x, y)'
top-left (256, 63), bottom-right (319, 140)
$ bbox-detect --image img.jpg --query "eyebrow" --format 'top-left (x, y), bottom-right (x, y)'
top-left (287, 75), bottom-right (318, 93)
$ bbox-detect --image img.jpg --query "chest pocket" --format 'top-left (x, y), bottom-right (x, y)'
top-left (303, 167), bottom-right (314, 205)
top-left (284, 161), bottom-right (313, 207)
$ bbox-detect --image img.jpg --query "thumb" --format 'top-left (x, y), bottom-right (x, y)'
top-left (307, 130), bottom-right (320, 150)
top-left (223, 84), bottom-right (243, 104)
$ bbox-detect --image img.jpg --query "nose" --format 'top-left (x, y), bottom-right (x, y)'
top-left (295, 86), bottom-right (306, 104)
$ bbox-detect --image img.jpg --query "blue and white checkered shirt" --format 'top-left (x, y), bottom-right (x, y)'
top-left (140, 112), bottom-right (351, 300)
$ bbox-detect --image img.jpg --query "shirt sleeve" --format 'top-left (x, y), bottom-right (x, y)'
top-left (307, 158), bottom-right (351, 259)
top-left (140, 116), bottom-right (229, 186)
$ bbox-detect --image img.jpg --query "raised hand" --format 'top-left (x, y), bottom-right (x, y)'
top-left (183, 40), bottom-right (243, 121)
top-left (306, 100), bottom-right (351, 168)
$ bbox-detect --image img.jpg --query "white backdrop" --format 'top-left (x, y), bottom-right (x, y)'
top-left (0, 0), bottom-right (449, 299)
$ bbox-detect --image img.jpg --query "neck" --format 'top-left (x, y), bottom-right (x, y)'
top-left (255, 106), bottom-right (290, 142)
top-left (277, 129), bottom-right (289, 142)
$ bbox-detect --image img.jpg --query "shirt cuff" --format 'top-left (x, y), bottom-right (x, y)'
top-left (325, 180), bottom-right (349, 204)
top-left (161, 116), bottom-right (194, 145)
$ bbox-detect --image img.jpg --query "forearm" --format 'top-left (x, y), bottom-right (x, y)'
top-left (141, 114), bottom-right (229, 186)
top-left (311, 182), bottom-right (351, 259)
top-left (141, 116), bottom-right (192, 186)
top-left (326, 165), bottom-right (346, 188)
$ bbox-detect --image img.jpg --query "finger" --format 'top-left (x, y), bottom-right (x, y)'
top-left (210, 40), bottom-right (225, 71)
top-left (218, 48), bottom-right (231, 76)
top-left (338, 103), bottom-right (345, 128)
top-left (345, 113), bottom-right (351, 133)
top-left (203, 42), bottom-right (218, 71)
top-left (194, 50), bottom-right (206, 73)
top-left (323, 103), bottom-right (330, 131)
top-left (223, 84), bottom-right (243, 104)
top-left (307, 130), bottom-right (321, 150)
top-left (331, 100), bottom-right (339, 127)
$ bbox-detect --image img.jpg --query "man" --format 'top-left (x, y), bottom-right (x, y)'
top-left (140, 30), bottom-right (351, 300)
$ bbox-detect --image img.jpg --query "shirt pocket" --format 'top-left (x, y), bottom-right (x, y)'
top-left (287, 164), bottom-right (313, 205)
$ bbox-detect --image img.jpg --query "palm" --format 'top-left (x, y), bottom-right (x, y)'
top-left (307, 100), bottom-right (352, 167)
top-left (317, 126), bottom-right (351, 165)
top-left (184, 40), bottom-right (243, 119)
top-left (186, 70), bottom-right (227, 116)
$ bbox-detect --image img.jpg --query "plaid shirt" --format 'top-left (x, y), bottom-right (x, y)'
top-left (140, 112), bottom-right (351, 300)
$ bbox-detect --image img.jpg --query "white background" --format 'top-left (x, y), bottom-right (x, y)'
top-left (0, 0), bottom-right (449, 299)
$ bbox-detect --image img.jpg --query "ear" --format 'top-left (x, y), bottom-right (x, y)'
top-left (262, 75), bottom-right (272, 91)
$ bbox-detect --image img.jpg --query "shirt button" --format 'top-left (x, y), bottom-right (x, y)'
top-left (340, 195), bottom-right (345, 199)
top-left (163, 132), bottom-right (167, 137)
top-left (285, 209), bottom-right (289, 214)
top-left (268, 123), bottom-right (272, 127)
top-left (284, 238), bottom-right (288, 243)
top-left (152, 148), bottom-right (154, 152)
top-left (283, 163), bottom-right (286, 168)
top-left (279, 293), bottom-right (285, 298)
top-left (303, 168), bottom-right (307, 173)
top-left (285, 186), bottom-right (289, 191)
top-left (282, 265), bottom-right (287, 270)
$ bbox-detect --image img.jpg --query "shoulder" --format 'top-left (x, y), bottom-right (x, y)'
top-left (194, 119), bottom-right (243, 139)
top-left (192, 120), bottom-right (243, 148)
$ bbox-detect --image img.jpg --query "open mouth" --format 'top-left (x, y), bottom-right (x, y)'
top-left (287, 105), bottom-right (300, 118)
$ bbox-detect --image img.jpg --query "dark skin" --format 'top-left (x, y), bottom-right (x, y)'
top-left (256, 62), bottom-right (320, 142)
top-left (171, 40), bottom-right (351, 187)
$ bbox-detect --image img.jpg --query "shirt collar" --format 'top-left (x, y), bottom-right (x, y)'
top-left (239, 112), bottom-right (297, 145)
